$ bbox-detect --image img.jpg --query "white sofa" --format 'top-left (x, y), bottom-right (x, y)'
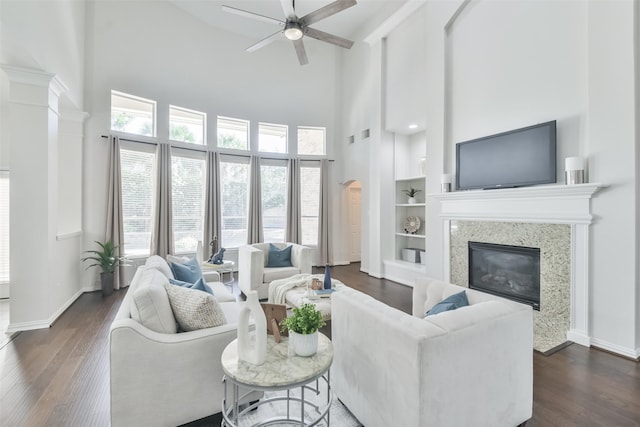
top-left (238, 242), bottom-right (312, 299)
top-left (331, 277), bottom-right (533, 427)
top-left (109, 256), bottom-right (260, 427)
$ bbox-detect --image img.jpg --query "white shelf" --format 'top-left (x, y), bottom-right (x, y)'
top-left (396, 233), bottom-right (425, 238)
top-left (396, 203), bottom-right (425, 207)
top-left (395, 175), bottom-right (425, 182)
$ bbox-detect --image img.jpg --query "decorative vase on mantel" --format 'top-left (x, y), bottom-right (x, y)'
top-left (237, 291), bottom-right (267, 365)
top-left (323, 264), bottom-right (332, 290)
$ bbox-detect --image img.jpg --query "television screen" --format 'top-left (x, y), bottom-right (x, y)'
top-left (455, 120), bottom-right (556, 190)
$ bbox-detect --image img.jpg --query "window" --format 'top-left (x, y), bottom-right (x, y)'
top-left (217, 116), bottom-right (249, 150)
top-left (259, 122), bottom-right (287, 154)
top-left (297, 126), bottom-right (326, 156)
top-left (261, 162), bottom-right (287, 243)
top-left (0, 171), bottom-right (9, 284)
top-left (169, 105), bottom-right (206, 145)
top-left (111, 91), bottom-right (156, 137)
top-left (120, 148), bottom-right (155, 256)
top-left (220, 158), bottom-right (249, 247)
top-left (172, 152), bottom-right (205, 254)
top-left (300, 166), bottom-right (320, 245)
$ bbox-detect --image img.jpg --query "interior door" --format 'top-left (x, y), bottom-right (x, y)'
top-left (348, 184), bottom-right (361, 262)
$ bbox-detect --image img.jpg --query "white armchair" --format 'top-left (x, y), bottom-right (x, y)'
top-left (239, 242), bottom-right (312, 299)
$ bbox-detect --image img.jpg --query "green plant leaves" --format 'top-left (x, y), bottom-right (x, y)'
top-left (280, 303), bottom-right (325, 335)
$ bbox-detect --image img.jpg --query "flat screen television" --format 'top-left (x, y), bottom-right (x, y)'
top-left (455, 120), bottom-right (557, 190)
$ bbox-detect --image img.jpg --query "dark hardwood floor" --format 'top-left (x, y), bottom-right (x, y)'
top-left (1, 263), bottom-right (639, 426)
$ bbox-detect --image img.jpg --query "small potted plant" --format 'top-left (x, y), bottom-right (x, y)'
top-left (81, 240), bottom-right (127, 296)
top-left (403, 187), bottom-right (422, 204)
top-left (280, 304), bottom-right (325, 357)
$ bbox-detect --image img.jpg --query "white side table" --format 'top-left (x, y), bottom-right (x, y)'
top-left (221, 334), bottom-right (333, 426)
top-left (202, 260), bottom-right (235, 285)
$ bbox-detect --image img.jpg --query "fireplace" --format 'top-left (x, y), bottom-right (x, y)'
top-left (468, 241), bottom-right (540, 310)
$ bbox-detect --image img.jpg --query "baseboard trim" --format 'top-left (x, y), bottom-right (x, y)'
top-left (6, 287), bottom-right (85, 333)
top-left (381, 274), bottom-right (414, 287)
top-left (567, 330), bottom-right (591, 347)
top-left (590, 337), bottom-right (638, 360)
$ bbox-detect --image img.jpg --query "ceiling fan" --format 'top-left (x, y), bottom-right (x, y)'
top-left (222, 0), bottom-right (357, 65)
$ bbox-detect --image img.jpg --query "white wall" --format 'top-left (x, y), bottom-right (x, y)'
top-left (82, 0), bottom-right (341, 285)
top-left (0, 1), bottom-right (86, 329)
top-left (418, 0), bottom-right (639, 357)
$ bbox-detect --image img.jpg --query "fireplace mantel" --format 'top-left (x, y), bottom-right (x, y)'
top-left (432, 183), bottom-right (605, 224)
top-left (432, 183), bottom-right (606, 349)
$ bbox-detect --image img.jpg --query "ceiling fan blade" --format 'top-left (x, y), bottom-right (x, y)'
top-left (304, 27), bottom-right (354, 49)
top-left (222, 5), bottom-right (284, 25)
top-left (301, 0), bottom-right (357, 26)
top-left (293, 39), bottom-right (309, 66)
top-left (246, 30), bottom-right (283, 52)
top-left (280, 0), bottom-right (296, 19)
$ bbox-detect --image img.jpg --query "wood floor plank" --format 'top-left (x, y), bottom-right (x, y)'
top-left (1, 263), bottom-right (639, 426)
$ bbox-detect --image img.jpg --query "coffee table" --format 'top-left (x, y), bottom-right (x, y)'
top-left (221, 334), bottom-right (333, 426)
top-left (284, 282), bottom-right (346, 321)
top-left (201, 260), bottom-right (235, 285)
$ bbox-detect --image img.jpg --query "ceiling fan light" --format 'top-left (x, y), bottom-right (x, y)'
top-left (284, 22), bottom-right (303, 40)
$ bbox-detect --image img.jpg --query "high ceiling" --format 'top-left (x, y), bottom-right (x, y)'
top-left (170, 0), bottom-right (408, 45)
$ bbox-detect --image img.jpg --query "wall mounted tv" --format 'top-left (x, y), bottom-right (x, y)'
top-left (455, 120), bottom-right (557, 190)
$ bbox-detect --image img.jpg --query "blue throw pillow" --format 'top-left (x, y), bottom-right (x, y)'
top-left (169, 257), bottom-right (203, 284)
top-left (266, 244), bottom-right (293, 268)
top-left (424, 290), bottom-right (469, 317)
top-left (169, 277), bottom-right (213, 295)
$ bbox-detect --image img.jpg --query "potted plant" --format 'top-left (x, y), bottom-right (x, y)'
top-left (280, 303), bottom-right (326, 357)
top-left (81, 240), bottom-right (126, 296)
top-left (403, 187), bottom-right (422, 204)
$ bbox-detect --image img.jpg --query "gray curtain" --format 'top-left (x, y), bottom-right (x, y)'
top-left (318, 159), bottom-right (331, 265)
top-left (247, 155), bottom-right (263, 244)
top-left (286, 158), bottom-right (301, 243)
top-left (105, 135), bottom-right (125, 289)
top-left (151, 143), bottom-right (173, 257)
top-left (203, 151), bottom-right (221, 258)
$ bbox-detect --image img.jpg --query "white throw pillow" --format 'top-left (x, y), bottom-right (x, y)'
top-left (130, 270), bottom-right (177, 334)
top-left (164, 284), bottom-right (227, 331)
top-left (166, 254), bottom-right (190, 265)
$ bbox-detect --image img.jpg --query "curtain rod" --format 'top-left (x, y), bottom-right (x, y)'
top-left (100, 135), bottom-right (334, 161)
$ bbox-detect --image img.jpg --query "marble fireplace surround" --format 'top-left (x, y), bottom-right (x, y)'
top-left (434, 183), bottom-right (604, 350)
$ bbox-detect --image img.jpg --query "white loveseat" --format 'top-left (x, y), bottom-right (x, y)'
top-left (109, 256), bottom-right (260, 427)
top-left (331, 277), bottom-right (533, 427)
top-left (239, 242), bottom-right (312, 299)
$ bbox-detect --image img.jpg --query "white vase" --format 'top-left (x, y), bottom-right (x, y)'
top-left (237, 291), bottom-right (267, 365)
top-left (290, 330), bottom-right (318, 357)
top-left (408, 197), bottom-right (416, 204)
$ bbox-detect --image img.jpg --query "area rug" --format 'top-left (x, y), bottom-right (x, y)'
top-left (236, 390), bottom-right (362, 426)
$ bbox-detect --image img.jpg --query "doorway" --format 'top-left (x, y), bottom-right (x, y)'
top-left (347, 181), bottom-right (362, 262)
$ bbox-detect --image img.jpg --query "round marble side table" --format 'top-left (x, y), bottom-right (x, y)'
top-left (221, 333), bottom-right (333, 427)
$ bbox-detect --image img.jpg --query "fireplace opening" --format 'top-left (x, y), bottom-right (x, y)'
top-left (468, 241), bottom-right (540, 310)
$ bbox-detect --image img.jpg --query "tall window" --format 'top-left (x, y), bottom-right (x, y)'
top-left (217, 116), bottom-right (249, 150)
top-left (297, 126), bottom-right (326, 156)
top-left (261, 162), bottom-right (287, 243)
top-left (0, 171), bottom-right (9, 284)
top-left (171, 151), bottom-right (205, 254)
top-left (300, 166), bottom-right (320, 245)
top-left (111, 91), bottom-right (156, 137)
top-left (169, 105), bottom-right (206, 145)
top-left (120, 148), bottom-right (155, 256)
top-left (220, 158), bottom-right (249, 247)
top-left (259, 122), bottom-right (287, 154)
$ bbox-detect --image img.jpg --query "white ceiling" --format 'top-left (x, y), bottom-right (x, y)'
top-left (170, 0), bottom-right (408, 45)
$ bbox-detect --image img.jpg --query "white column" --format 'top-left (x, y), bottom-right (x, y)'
top-left (2, 65), bottom-right (67, 330)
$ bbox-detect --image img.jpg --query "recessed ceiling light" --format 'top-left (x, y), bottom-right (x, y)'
top-left (408, 124), bottom-right (418, 129)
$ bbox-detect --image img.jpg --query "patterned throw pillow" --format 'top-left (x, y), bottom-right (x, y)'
top-left (164, 284), bottom-right (226, 331)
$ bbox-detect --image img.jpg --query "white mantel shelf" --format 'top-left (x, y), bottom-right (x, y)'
top-left (430, 183), bottom-right (605, 224)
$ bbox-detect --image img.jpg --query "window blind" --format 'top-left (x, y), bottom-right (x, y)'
top-left (300, 166), bottom-right (320, 246)
top-left (120, 149), bottom-right (155, 257)
top-left (171, 154), bottom-right (205, 254)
